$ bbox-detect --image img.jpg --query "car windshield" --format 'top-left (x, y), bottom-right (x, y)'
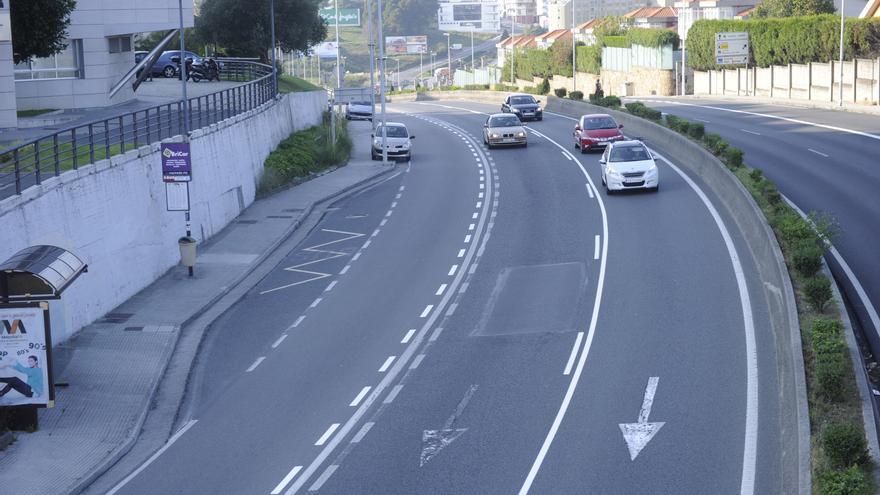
top-left (510, 96), bottom-right (536, 105)
top-left (584, 117), bottom-right (618, 130)
top-left (375, 125), bottom-right (408, 138)
top-left (489, 116), bottom-right (521, 127)
top-left (609, 145), bottom-right (650, 162)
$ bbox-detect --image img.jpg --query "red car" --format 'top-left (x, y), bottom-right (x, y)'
top-left (573, 114), bottom-right (625, 153)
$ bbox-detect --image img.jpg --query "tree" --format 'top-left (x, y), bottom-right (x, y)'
top-left (753, 0), bottom-right (835, 18)
top-left (197, 0), bottom-right (326, 59)
top-left (10, 0), bottom-right (77, 64)
top-left (381, 0), bottom-right (437, 35)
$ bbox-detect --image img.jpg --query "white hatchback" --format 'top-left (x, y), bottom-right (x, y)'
top-left (599, 140), bottom-right (659, 194)
top-left (371, 122), bottom-right (414, 161)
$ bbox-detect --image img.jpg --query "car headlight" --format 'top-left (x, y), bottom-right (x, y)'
top-left (373, 138), bottom-right (381, 147)
top-left (606, 166), bottom-right (622, 178)
top-left (511, 108), bottom-right (521, 113)
top-left (536, 107), bottom-right (543, 112)
top-left (490, 133), bottom-right (500, 138)
top-left (645, 165), bottom-right (658, 177)
top-left (516, 131), bottom-right (526, 137)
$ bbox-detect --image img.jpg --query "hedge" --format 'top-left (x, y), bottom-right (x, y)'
top-left (576, 45), bottom-right (602, 75)
top-left (687, 15), bottom-right (880, 70)
top-left (626, 28), bottom-right (680, 50)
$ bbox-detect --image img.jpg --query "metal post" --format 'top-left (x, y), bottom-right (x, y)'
top-left (396, 58), bottom-right (400, 89)
top-left (571, 0), bottom-right (576, 93)
top-left (471, 29), bottom-right (475, 71)
top-left (419, 51), bottom-right (423, 88)
top-left (270, 0), bottom-right (278, 96)
top-left (335, 0), bottom-right (341, 89)
top-left (377, 0), bottom-right (388, 163)
top-left (179, 0), bottom-right (193, 277)
top-left (446, 33), bottom-right (452, 86)
top-left (367, 0), bottom-right (376, 114)
top-left (681, 41), bottom-right (686, 96)
top-left (838, 0), bottom-right (845, 107)
top-left (510, 12), bottom-right (515, 84)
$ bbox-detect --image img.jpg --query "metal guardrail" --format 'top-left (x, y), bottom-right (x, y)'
top-left (0, 60), bottom-right (276, 196)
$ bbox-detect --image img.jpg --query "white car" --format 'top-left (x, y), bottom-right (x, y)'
top-left (371, 122), bottom-right (414, 161)
top-left (346, 101), bottom-right (373, 121)
top-left (599, 140), bottom-right (659, 194)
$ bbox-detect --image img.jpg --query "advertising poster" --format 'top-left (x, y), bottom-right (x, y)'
top-left (385, 36), bottom-right (408, 55)
top-left (161, 142), bottom-right (192, 183)
top-left (0, 304), bottom-right (53, 407)
top-left (312, 41), bottom-right (339, 59)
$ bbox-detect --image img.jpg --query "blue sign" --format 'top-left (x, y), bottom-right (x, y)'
top-left (161, 143), bottom-right (192, 182)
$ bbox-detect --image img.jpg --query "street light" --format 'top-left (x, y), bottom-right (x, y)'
top-left (571, 0), bottom-right (576, 93)
top-left (838, 0), bottom-right (845, 106)
top-left (395, 58), bottom-right (400, 90)
top-left (444, 32), bottom-right (452, 86)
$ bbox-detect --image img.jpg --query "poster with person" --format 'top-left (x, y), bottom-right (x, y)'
top-left (0, 304), bottom-right (52, 407)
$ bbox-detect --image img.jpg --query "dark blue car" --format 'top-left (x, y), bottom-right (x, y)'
top-left (151, 50), bottom-right (204, 78)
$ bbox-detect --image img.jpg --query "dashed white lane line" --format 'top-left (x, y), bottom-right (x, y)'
top-left (384, 384), bottom-right (404, 404)
top-left (401, 329), bottom-right (416, 344)
top-left (695, 118), bottom-right (711, 123)
top-left (379, 355), bottom-right (396, 372)
top-left (380, 219), bottom-right (387, 226)
top-left (808, 148), bottom-right (829, 158)
top-left (372, 229), bottom-right (380, 237)
top-left (399, 185), bottom-right (405, 191)
top-left (469, 223), bottom-right (476, 230)
top-left (349, 386), bottom-right (372, 407)
top-left (410, 354), bottom-right (426, 369)
top-left (448, 265), bottom-right (459, 276)
top-left (315, 424), bottom-right (340, 446)
top-left (391, 201), bottom-right (397, 208)
top-left (420, 305), bottom-right (434, 318)
top-left (270, 466), bottom-right (303, 495)
top-left (308, 465), bottom-right (338, 492)
top-left (480, 175), bottom-right (485, 182)
top-left (563, 332), bottom-right (585, 375)
top-left (458, 249), bottom-right (466, 258)
top-left (291, 315), bottom-right (306, 328)
top-left (436, 284), bottom-right (448, 296)
top-left (740, 128), bottom-right (761, 136)
top-left (476, 201), bottom-right (482, 208)
top-left (561, 151), bottom-right (572, 161)
top-left (429, 327), bottom-right (444, 342)
top-left (246, 356), bottom-right (266, 372)
top-left (395, 193), bottom-right (401, 199)
top-left (351, 252), bottom-right (361, 261)
top-left (340, 265), bottom-right (351, 275)
top-left (594, 235), bottom-right (601, 260)
top-left (479, 192), bottom-right (484, 198)
top-left (479, 183), bottom-right (485, 190)
top-left (350, 422), bottom-right (374, 444)
top-left (472, 212), bottom-right (479, 219)
top-left (325, 280), bottom-right (337, 292)
top-left (446, 303), bottom-right (458, 316)
top-left (385, 210), bottom-right (393, 217)
top-left (271, 334), bottom-right (288, 349)
top-left (586, 183), bottom-right (594, 198)
top-left (362, 240), bottom-right (372, 249)
top-left (310, 298), bottom-right (322, 308)
top-left (464, 235), bottom-right (472, 243)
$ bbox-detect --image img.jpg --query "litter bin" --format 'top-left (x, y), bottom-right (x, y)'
top-left (178, 236), bottom-right (197, 267)
top-left (621, 82), bottom-right (635, 97)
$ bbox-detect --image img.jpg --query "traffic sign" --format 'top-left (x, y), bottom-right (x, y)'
top-left (715, 32), bottom-right (749, 66)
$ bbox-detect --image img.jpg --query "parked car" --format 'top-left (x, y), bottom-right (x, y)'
top-left (346, 101), bottom-right (373, 121)
top-left (599, 140), bottom-right (660, 194)
top-left (482, 113), bottom-right (527, 149)
top-left (574, 114), bottom-right (625, 153)
top-left (501, 94), bottom-right (543, 121)
top-left (134, 51), bottom-right (149, 64)
top-left (152, 50), bottom-right (204, 78)
top-left (371, 122), bottom-right (414, 161)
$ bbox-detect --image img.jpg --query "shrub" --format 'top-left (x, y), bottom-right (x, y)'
top-left (570, 90), bottom-right (584, 100)
top-left (822, 423), bottom-right (869, 469)
top-left (665, 114), bottom-right (688, 133)
top-left (804, 276), bottom-right (833, 312)
top-left (687, 122), bottom-right (705, 139)
top-left (758, 180), bottom-right (783, 206)
top-left (775, 210), bottom-right (817, 244)
top-left (791, 240), bottom-right (824, 277)
top-left (462, 84), bottom-right (490, 90)
top-left (723, 147), bottom-right (744, 168)
top-left (554, 87), bottom-right (567, 97)
top-left (537, 77), bottom-right (550, 95)
top-left (626, 102), bottom-right (661, 120)
top-left (816, 353), bottom-right (848, 402)
top-left (817, 466), bottom-right (872, 495)
top-left (576, 45), bottom-right (602, 74)
top-left (626, 28), bottom-right (680, 50)
top-left (703, 133), bottom-right (727, 155)
top-left (812, 318), bottom-right (846, 356)
top-left (599, 95), bottom-right (621, 108)
top-left (522, 86), bottom-right (540, 94)
top-left (749, 168), bottom-right (764, 182)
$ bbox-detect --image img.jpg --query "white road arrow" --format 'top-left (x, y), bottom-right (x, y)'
top-left (420, 384), bottom-right (478, 467)
top-left (618, 376), bottom-right (664, 461)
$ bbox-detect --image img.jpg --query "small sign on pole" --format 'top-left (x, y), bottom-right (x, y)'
top-left (0, 303), bottom-right (55, 408)
top-left (161, 142), bottom-right (192, 182)
top-left (715, 32), bottom-right (749, 66)
top-left (165, 182), bottom-right (190, 212)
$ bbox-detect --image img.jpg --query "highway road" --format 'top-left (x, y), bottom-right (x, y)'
top-left (103, 100), bottom-right (788, 494)
top-left (630, 97), bottom-right (880, 395)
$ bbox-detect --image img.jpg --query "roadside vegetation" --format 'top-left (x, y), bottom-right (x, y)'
top-left (278, 75), bottom-right (322, 93)
top-left (258, 112), bottom-right (351, 196)
top-left (623, 100), bottom-right (874, 494)
top-left (16, 109), bottom-right (57, 118)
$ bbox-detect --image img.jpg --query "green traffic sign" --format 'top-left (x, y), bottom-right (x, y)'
top-left (319, 8), bottom-right (361, 27)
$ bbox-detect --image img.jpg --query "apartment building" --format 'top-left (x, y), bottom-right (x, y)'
top-left (674, 0), bottom-right (757, 39)
top-left (547, 0), bottom-right (573, 30)
top-left (501, 0), bottom-right (538, 23)
top-left (624, 6), bottom-right (678, 29)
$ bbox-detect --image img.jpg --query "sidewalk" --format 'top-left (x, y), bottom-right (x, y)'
top-left (0, 120), bottom-right (392, 495)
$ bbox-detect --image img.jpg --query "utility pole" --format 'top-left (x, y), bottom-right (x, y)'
top-left (445, 32), bottom-right (452, 86)
top-left (838, 0), bottom-right (845, 106)
top-left (377, 0), bottom-right (388, 163)
top-left (178, 0), bottom-right (193, 277)
top-left (335, 0), bottom-right (341, 89)
top-left (571, 0), bottom-right (576, 93)
top-left (509, 10), bottom-right (516, 84)
top-left (419, 51), bottom-right (423, 87)
top-left (367, 0), bottom-right (376, 115)
top-left (270, 0), bottom-right (277, 95)
top-left (471, 28), bottom-right (475, 71)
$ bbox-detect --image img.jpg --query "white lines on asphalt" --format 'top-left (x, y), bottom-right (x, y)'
top-left (459, 283), bottom-right (469, 294)
top-left (308, 465), bottom-right (338, 492)
top-left (469, 223), bottom-right (476, 230)
top-left (446, 303), bottom-right (458, 316)
top-left (272, 334), bottom-right (288, 349)
top-left (105, 420), bottom-right (199, 495)
top-left (371, 229), bottom-right (380, 237)
top-left (350, 386), bottom-right (372, 407)
top-left (350, 422), bottom-right (374, 444)
top-left (379, 218), bottom-right (387, 226)
top-left (395, 193), bottom-right (401, 199)
top-left (391, 201), bottom-right (397, 208)
top-left (339, 265), bottom-right (351, 275)
top-left (740, 128), bottom-right (761, 136)
top-left (351, 252), bottom-right (361, 262)
top-left (468, 263), bottom-right (478, 275)
top-left (325, 280), bottom-right (337, 292)
top-left (401, 329), bottom-right (416, 344)
top-left (429, 327), bottom-right (444, 342)
top-left (448, 265), bottom-right (459, 276)
top-left (479, 175), bottom-right (485, 182)
top-left (291, 315), bottom-right (306, 329)
top-left (561, 151), bottom-right (572, 161)
top-left (458, 249), bottom-right (466, 258)
top-left (246, 356), bottom-right (266, 372)
top-left (479, 183), bottom-right (485, 190)
top-left (586, 183), bottom-right (594, 198)
top-left (362, 240), bottom-right (372, 249)
top-left (476, 201), bottom-right (482, 208)
top-left (315, 424), bottom-right (340, 446)
top-left (379, 355), bottom-right (396, 372)
top-left (385, 210), bottom-right (393, 217)
top-left (695, 118), bottom-right (711, 123)
top-left (310, 298), bottom-right (322, 308)
top-left (436, 284), bottom-right (448, 296)
top-left (259, 229), bottom-right (365, 295)
top-left (399, 185), bottom-right (405, 191)
top-left (563, 332), bottom-right (585, 375)
top-left (270, 466), bottom-right (303, 495)
top-left (464, 235), bottom-right (472, 243)
top-left (472, 212), bottom-right (479, 219)
top-left (479, 192), bottom-right (484, 198)
top-left (410, 354), bottom-right (426, 369)
top-left (384, 385), bottom-right (404, 404)
top-left (808, 148), bottom-right (829, 157)
top-left (420, 305), bottom-right (434, 318)
top-left (594, 235), bottom-right (601, 260)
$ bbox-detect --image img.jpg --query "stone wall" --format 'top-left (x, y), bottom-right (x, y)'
top-left (601, 67), bottom-right (675, 97)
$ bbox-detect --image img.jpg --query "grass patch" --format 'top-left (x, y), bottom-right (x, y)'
top-left (17, 109), bottom-right (57, 118)
top-left (278, 75), bottom-right (322, 93)
top-left (1, 140), bottom-right (140, 183)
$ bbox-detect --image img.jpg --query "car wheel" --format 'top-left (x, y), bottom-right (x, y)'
top-left (580, 146), bottom-right (587, 154)
top-left (537, 116), bottom-right (543, 121)
top-left (650, 185), bottom-right (659, 192)
top-left (371, 151), bottom-right (379, 161)
top-left (163, 66), bottom-right (176, 78)
top-left (522, 142), bottom-right (528, 148)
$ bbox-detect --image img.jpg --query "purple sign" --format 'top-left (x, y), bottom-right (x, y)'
top-left (161, 143), bottom-right (192, 182)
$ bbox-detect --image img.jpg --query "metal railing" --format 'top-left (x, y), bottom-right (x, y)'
top-left (0, 60), bottom-right (276, 197)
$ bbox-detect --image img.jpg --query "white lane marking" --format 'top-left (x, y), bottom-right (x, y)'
top-left (362, 240), bottom-right (372, 249)
top-left (448, 265), bottom-right (459, 276)
top-left (561, 151), bottom-right (573, 161)
top-left (105, 420), bottom-right (199, 495)
top-left (315, 424), bottom-right (340, 446)
top-left (310, 298), bottom-right (322, 308)
top-left (385, 210), bottom-right (393, 217)
top-left (259, 229), bottom-right (365, 295)
top-left (472, 212), bottom-right (479, 219)
top-left (325, 281), bottom-right (337, 292)
top-left (594, 235), bottom-right (601, 260)
top-left (351, 422), bottom-right (374, 443)
top-left (399, 185), bottom-right (405, 191)
top-left (479, 192), bottom-right (484, 198)
top-left (379, 355), bottom-right (396, 372)
top-left (429, 327), bottom-right (444, 342)
top-left (291, 315), bottom-right (306, 329)
top-left (410, 354), bottom-right (426, 369)
top-left (372, 229), bottom-right (380, 237)
top-left (271, 466), bottom-right (303, 495)
top-left (807, 148), bottom-right (829, 158)
top-left (395, 193), bottom-right (402, 199)
top-left (469, 223), bottom-right (476, 230)
top-left (246, 356), bottom-right (266, 372)
top-left (339, 265), bottom-right (350, 275)
top-left (459, 282), bottom-right (469, 293)
top-left (351, 252), bottom-right (361, 261)
top-left (380, 219), bottom-right (387, 226)
top-left (468, 263), bottom-right (478, 275)
top-left (740, 129), bottom-right (761, 136)
top-left (436, 284), bottom-right (448, 296)
top-left (391, 201), bottom-right (398, 208)
top-left (480, 183), bottom-right (485, 189)
top-left (401, 329), bottom-right (416, 344)
top-left (420, 305), bottom-right (434, 318)
top-left (464, 235), bottom-right (472, 243)
top-left (446, 303), bottom-right (458, 316)
top-left (586, 183), bottom-right (595, 198)
top-left (619, 376), bottom-right (664, 461)
top-left (695, 118), bottom-right (711, 123)
top-left (308, 465), bottom-right (338, 492)
top-left (350, 386), bottom-right (372, 407)
top-left (384, 384), bottom-right (404, 404)
top-left (458, 249), bottom-right (466, 258)
top-left (480, 175), bottom-right (485, 182)
top-left (563, 332), bottom-right (585, 376)
top-left (271, 334), bottom-right (288, 349)
top-left (476, 201), bottom-right (482, 208)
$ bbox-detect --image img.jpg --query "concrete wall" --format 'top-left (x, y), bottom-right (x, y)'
top-left (0, 90), bottom-right (326, 343)
top-left (0, 4), bottom-right (14, 129)
top-left (602, 67), bottom-right (675, 96)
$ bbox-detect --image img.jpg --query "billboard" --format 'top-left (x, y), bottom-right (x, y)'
top-left (312, 41), bottom-right (339, 59)
top-left (0, 303), bottom-right (54, 407)
top-left (385, 36), bottom-right (428, 55)
top-left (319, 8), bottom-right (361, 27)
top-left (438, 0), bottom-right (500, 32)
top-left (715, 32), bottom-right (749, 66)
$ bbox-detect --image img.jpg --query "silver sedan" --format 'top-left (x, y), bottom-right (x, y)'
top-left (483, 113), bottom-right (528, 149)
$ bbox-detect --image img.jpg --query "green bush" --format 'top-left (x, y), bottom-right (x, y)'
top-left (462, 84), bottom-right (490, 90)
top-left (791, 240), bottom-right (824, 277)
top-left (625, 101), bottom-right (662, 121)
top-left (758, 179), bottom-right (783, 206)
top-left (570, 90), bottom-right (584, 100)
top-left (816, 353), bottom-right (847, 402)
top-left (702, 133), bottom-right (726, 155)
top-left (687, 122), bottom-right (705, 139)
top-left (804, 276), bottom-right (833, 312)
top-left (665, 114), bottom-right (689, 133)
top-left (749, 168), bottom-right (764, 182)
top-left (775, 210), bottom-right (817, 244)
top-left (554, 87), bottom-right (567, 97)
top-left (822, 423), bottom-right (869, 469)
top-left (723, 147), bottom-right (744, 168)
top-left (626, 28), bottom-right (680, 50)
top-left (812, 318), bottom-right (846, 356)
top-left (538, 77), bottom-right (550, 95)
top-left (522, 86), bottom-right (541, 94)
top-left (817, 466), bottom-right (872, 495)
top-left (603, 35), bottom-right (629, 48)
top-left (494, 83), bottom-right (519, 92)
top-left (591, 95), bottom-right (621, 108)
top-left (576, 45), bottom-right (602, 74)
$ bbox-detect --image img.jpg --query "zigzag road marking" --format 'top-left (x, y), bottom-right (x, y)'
top-left (260, 229), bottom-right (365, 295)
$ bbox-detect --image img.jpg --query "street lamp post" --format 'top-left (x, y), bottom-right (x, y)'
top-left (444, 32), bottom-right (451, 86)
top-left (509, 9), bottom-right (516, 84)
top-left (377, 0), bottom-right (388, 163)
top-left (396, 58), bottom-right (400, 89)
top-left (838, 0), bottom-right (845, 106)
top-left (471, 28), bottom-right (475, 71)
top-left (366, 0), bottom-right (376, 116)
top-left (270, 0), bottom-right (277, 95)
top-left (571, 0), bottom-right (576, 93)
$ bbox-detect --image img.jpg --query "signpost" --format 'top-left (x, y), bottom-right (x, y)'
top-left (161, 142), bottom-right (195, 276)
top-left (319, 8), bottom-right (361, 27)
top-left (714, 32), bottom-right (749, 66)
top-left (385, 36), bottom-right (428, 55)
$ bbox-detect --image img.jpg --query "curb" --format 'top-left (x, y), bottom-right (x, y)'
top-left (66, 163), bottom-right (398, 495)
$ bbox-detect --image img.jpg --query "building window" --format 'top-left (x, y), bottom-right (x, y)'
top-left (109, 36), bottom-right (132, 54)
top-left (14, 39), bottom-right (84, 80)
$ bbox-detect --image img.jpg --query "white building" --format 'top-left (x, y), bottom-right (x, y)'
top-left (674, 0), bottom-right (757, 40)
top-left (0, 1), bottom-right (194, 129)
top-left (501, 0), bottom-right (538, 23)
top-left (547, 0), bottom-right (573, 31)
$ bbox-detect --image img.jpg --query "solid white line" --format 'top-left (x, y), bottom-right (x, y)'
top-left (324, 281), bottom-right (337, 292)
top-left (448, 265), bottom-right (458, 276)
top-left (271, 466), bottom-right (303, 495)
top-left (339, 265), bottom-right (350, 275)
top-left (351, 252), bottom-right (361, 261)
top-left (271, 334), bottom-right (288, 349)
top-left (458, 249), bottom-right (466, 258)
top-left (410, 354), bottom-right (426, 369)
top-left (246, 356), bottom-right (266, 372)
top-left (807, 148), bottom-right (829, 158)
top-left (384, 384), bottom-right (404, 404)
top-left (740, 129), bottom-right (761, 136)
top-left (350, 422), bottom-right (374, 443)
top-left (586, 183), bottom-right (594, 198)
top-left (315, 424), bottom-right (340, 446)
top-left (291, 315), bottom-right (306, 328)
top-left (310, 298), bottom-right (322, 308)
top-left (563, 332), bottom-right (585, 376)
top-left (308, 465), bottom-right (338, 492)
top-left (436, 284), bottom-right (448, 296)
top-left (561, 151), bottom-right (572, 161)
top-left (401, 329), bottom-right (416, 344)
top-left (594, 235), bottom-right (601, 260)
top-left (420, 305), bottom-right (434, 318)
top-left (106, 420), bottom-right (199, 495)
top-left (695, 118), bottom-right (711, 123)
top-left (350, 386), bottom-right (372, 407)
top-left (379, 355), bottom-right (396, 372)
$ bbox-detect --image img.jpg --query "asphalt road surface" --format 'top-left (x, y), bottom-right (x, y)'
top-left (105, 100), bottom-right (786, 494)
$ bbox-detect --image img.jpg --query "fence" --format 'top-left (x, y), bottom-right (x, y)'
top-left (453, 67), bottom-right (503, 87)
top-left (694, 58), bottom-right (880, 105)
top-left (602, 44), bottom-right (675, 72)
top-left (0, 60), bottom-right (275, 197)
